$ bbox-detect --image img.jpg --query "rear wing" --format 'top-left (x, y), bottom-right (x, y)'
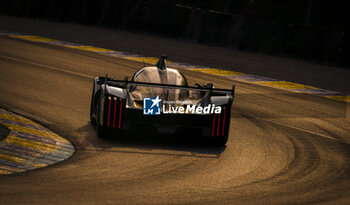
top-left (97, 77), bottom-right (235, 95)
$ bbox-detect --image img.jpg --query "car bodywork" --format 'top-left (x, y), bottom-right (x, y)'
top-left (90, 56), bottom-right (235, 145)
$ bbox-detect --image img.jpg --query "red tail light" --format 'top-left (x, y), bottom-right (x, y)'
top-left (107, 97), bottom-right (111, 126)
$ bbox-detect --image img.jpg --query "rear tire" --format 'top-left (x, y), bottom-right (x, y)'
top-left (96, 98), bottom-right (108, 139)
top-left (97, 123), bottom-right (109, 138)
top-left (90, 112), bottom-right (96, 126)
top-left (90, 81), bottom-right (97, 126)
top-left (211, 137), bottom-right (228, 146)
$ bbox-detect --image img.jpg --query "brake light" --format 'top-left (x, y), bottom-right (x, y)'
top-left (107, 97), bottom-right (111, 126)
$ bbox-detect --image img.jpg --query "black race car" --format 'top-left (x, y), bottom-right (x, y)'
top-left (90, 56), bottom-right (235, 145)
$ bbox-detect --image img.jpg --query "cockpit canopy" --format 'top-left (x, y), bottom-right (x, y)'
top-left (129, 66), bottom-right (188, 103)
top-left (132, 66), bottom-right (187, 86)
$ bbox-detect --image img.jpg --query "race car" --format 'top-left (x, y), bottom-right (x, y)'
top-left (90, 56), bottom-right (235, 145)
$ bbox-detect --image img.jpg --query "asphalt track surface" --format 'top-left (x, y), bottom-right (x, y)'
top-left (0, 36), bottom-right (350, 204)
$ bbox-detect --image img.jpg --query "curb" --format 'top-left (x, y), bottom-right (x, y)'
top-left (0, 30), bottom-right (348, 103)
top-left (0, 108), bottom-right (75, 175)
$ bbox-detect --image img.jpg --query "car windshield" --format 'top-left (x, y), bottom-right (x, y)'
top-left (127, 85), bottom-right (208, 108)
top-left (127, 66), bottom-right (210, 108)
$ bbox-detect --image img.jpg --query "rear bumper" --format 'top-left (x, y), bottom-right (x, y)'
top-left (102, 101), bottom-right (231, 138)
